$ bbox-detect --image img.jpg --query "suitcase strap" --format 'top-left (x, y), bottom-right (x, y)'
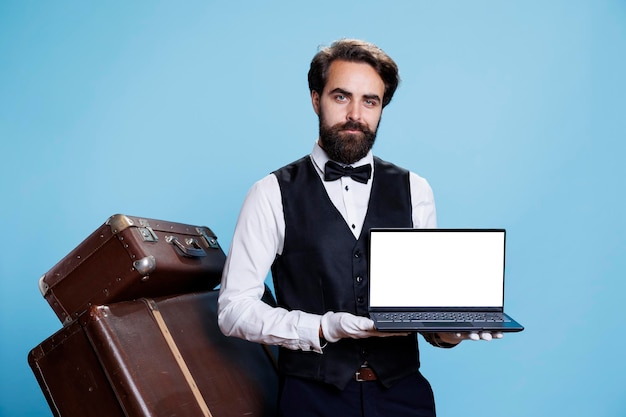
top-left (144, 299), bottom-right (213, 417)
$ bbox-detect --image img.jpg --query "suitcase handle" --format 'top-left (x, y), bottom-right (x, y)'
top-left (165, 235), bottom-right (207, 258)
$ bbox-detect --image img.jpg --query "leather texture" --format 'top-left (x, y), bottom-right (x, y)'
top-left (40, 214), bottom-right (226, 325)
top-left (29, 289), bottom-right (279, 417)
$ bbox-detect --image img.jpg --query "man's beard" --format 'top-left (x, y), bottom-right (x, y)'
top-left (318, 115), bottom-right (378, 165)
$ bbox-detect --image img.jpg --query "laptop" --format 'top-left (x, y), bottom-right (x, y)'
top-left (368, 228), bottom-right (524, 332)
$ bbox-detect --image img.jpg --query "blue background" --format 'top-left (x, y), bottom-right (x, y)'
top-left (1, 1), bottom-right (625, 416)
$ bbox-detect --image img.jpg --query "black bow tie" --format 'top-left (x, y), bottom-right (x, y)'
top-left (324, 161), bottom-right (372, 184)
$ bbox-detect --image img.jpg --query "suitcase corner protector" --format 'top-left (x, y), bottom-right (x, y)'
top-left (105, 214), bottom-right (134, 233)
top-left (38, 275), bottom-right (50, 296)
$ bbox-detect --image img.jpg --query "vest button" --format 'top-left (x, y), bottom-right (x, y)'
top-left (354, 251), bottom-right (361, 258)
top-left (356, 276), bottom-right (363, 283)
top-left (357, 296), bottom-right (364, 303)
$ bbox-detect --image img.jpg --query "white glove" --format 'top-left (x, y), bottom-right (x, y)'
top-left (462, 331), bottom-right (504, 341)
top-left (320, 311), bottom-right (409, 343)
top-left (438, 331), bottom-right (504, 344)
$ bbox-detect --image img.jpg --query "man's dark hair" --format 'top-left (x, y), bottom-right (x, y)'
top-left (308, 39), bottom-right (400, 108)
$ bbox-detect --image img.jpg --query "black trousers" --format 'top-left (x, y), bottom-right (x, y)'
top-left (278, 371), bottom-right (436, 417)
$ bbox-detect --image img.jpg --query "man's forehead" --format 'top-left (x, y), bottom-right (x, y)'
top-left (324, 60), bottom-right (384, 95)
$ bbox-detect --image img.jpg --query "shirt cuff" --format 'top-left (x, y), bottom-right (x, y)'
top-left (296, 312), bottom-right (324, 354)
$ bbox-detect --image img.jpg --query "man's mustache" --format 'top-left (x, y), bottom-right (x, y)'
top-left (339, 121), bottom-right (369, 133)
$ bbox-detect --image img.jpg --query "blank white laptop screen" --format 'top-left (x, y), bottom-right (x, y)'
top-left (369, 229), bottom-right (505, 308)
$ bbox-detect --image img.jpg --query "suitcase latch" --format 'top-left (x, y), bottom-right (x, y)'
top-left (196, 227), bottom-right (220, 249)
top-left (138, 226), bottom-right (159, 242)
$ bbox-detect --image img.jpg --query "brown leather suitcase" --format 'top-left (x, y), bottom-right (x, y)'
top-left (28, 289), bottom-right (279, 417)
top-left (28, 319), bottom-right (126, 416)
top-left (39, 214), bottom-right (226, 325)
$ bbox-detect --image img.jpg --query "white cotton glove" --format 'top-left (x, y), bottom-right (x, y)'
top-left (438, 331), bottom-right (504, 344)
top-left (320, 311), bottom-right (409, 343)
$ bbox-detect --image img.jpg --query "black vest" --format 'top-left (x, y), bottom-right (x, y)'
top-left (271, 155), bottom-right (420, 389)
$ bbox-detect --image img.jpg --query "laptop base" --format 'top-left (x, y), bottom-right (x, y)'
top-left (371, 312), bottom-right (524, 333)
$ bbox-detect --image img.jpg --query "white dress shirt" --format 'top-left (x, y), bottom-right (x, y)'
top-left (217, 142), bottom-right (437, 354)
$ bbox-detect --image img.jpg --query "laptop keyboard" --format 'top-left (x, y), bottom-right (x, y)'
top-left (374, 312), bottom-right (510, 323)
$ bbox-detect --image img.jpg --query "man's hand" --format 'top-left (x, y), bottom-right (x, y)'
top-left (320, 311), bottom-right (409, 343)
top-left (437, 331), bottom-right (504, 345)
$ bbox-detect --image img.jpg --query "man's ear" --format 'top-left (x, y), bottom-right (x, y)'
top-left (311, 90), bottom-right (320, 115)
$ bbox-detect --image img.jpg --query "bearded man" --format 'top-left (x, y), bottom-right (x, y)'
top-left (218, 39), bottom-right (496, 417)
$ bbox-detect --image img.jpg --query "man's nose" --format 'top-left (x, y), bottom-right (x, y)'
top-left (346, 103), bottom-right (362, 122)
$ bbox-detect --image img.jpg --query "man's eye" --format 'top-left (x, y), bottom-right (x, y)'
top-left (335, 95), bottom-right (347, 102)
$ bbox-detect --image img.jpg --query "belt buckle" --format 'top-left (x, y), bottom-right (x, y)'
top-left (355, 364), bottom-right (374, 382)
top-left (355, 369), bottom-right (366, 382)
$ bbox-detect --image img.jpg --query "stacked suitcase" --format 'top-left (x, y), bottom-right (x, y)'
top-left (28, 214), bottom-right (279, 417)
